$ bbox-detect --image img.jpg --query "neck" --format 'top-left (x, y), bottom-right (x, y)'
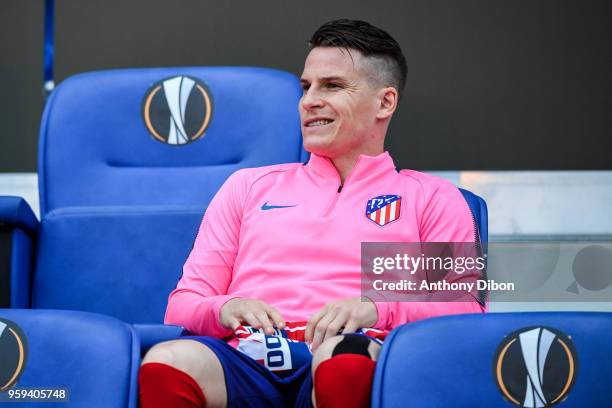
top-left (330, 147), bottom-right (384, 183)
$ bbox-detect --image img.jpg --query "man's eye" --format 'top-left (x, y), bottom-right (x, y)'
top-left (301, 85), bottom-right (310, 92)
top-left (325, 83), bottom-right (340, 89)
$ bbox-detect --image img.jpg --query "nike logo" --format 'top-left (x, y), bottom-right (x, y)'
top-left (261, 201), bottom-right (298, 211)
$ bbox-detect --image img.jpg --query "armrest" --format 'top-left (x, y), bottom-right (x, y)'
top-left (132, 324), bottom-right (187, 355)
top-left (0, 196), bottom-right (38, 308)
top-left (0, 196), bottom-right (39, 235)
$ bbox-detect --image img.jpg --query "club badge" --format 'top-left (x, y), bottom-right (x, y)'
top-left (366, 195), bottom-right (401, 226)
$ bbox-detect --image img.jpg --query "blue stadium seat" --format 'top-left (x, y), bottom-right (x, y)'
top-left (0, 309), bottom-right (139, 407)
top-left (459, 188), bottom-right (488, 245)
top-left (372, 312), bottom-right (612, 407)
top-left (458, 188), bottom-right (488, 305)
top-left (0, 67), bottom-right (307, 347)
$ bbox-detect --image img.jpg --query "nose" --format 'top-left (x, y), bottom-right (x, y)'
top-left (300, 87), bottom-right (324, 111)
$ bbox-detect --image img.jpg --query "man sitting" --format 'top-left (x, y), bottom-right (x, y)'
top-left (139, 18), bottom-right (484, 408)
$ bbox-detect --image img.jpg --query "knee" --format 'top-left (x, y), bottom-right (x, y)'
top-left (142, 340), bottom-right (179, 366)
top-left (140, 340), bottom-right (214, 407)
top-left (312, 334), bottom-right (381, 370)
top-left (312, 335), bottom-right (344, 369)
top-left (142, 339), bottom-right (195, 367)
top-left (141, 339), bottom-right (220, 380)
top-left (312, 335), bottom-right (380, 408)
top-left (140, 340), bottom-right (226, 407)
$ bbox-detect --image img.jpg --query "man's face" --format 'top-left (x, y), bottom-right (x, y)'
top-left (299, 47), bottom-right (382, 159)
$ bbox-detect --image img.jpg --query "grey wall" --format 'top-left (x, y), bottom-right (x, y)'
top-left (1, 2), bottom-right (43, 172)
top-left (1, 0), bottom-right (611, 172)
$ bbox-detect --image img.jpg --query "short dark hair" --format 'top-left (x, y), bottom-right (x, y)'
top-left (309, 19), bottom-right (408, 99)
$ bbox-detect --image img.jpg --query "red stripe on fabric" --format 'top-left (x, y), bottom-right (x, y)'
top-left (395, 198), bottom-right (401, 219)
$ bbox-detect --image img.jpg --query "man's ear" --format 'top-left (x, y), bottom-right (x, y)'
top-left (376, 87), bottom-right (399, 120)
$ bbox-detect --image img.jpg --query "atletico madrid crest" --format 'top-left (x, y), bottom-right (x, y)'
top-left (366, 195), bottom-right (402, 226)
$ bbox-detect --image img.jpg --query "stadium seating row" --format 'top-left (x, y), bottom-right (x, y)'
top-left (3, 308), bottom-right (612, 407)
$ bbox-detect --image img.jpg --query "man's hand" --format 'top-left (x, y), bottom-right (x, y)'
top-left (220, 298), bottom-right (285, 335)
top-left (305, 297), bottom-right (378, 351)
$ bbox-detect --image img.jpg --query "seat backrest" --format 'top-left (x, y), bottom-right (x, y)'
top-left (373, 312), bottom-right (612, 407)
top-left (32, 68), bottom-right (307, 323)
top-left (0, 309), bottom-right (138, 408)
top-left (459, 188), bottom-right (488, 244)
top-left (39, 67), bottom-right (308, 215)
top-left (459, 188), bottom-right (488, 305)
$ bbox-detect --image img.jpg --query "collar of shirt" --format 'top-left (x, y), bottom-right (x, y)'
top-left (305, 151), bottom-right (398, 187)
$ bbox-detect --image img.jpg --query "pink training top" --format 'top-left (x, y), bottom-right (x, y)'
top-left (165, 151), bottom-right (484, 339)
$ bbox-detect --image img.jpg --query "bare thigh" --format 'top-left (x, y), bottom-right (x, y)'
top-left (142, 339), bottom-right (227, 407)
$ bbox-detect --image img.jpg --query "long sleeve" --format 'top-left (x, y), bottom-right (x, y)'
top-left (373, 176), bottom-right (486, 330)
top-left (164, 170), bottom-right (249, 337)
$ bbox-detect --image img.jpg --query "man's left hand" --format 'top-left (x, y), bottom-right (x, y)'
top-left (305, 297), bottom-right (378, 351)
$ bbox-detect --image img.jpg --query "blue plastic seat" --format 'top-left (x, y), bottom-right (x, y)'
top-left (0, 309), bottom-right (138, 407)
top-left (372, 312), bottom-right (612, 407)
top-left (459, 187), bottom-right (488, 245)
top-left (0, 67), bottom-right (307, 347)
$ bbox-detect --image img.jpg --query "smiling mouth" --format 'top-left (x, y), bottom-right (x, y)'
top-left (305, 119), bottom-right (334, 127)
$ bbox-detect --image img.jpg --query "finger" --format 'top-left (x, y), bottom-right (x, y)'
top-left (342, 316), bottom-right (360, 335)
top-left (254, 309), bottom-right (274, 335)
top-left (242, 311), bottom-right (261, 329)
top-left (322, 310), bottom-right (349, 344)
top-left (311, 311), bottom-right (337, 351)
top-left (305, 306), bottom-right (327, 343)
top-left (226, 316), bottom-right (242, 331)
top-left (265, 306), bottom-right (285, 330)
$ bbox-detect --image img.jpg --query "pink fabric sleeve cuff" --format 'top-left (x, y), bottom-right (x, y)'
top-left (201, 295), bottom-right (242, 337)
top-left (373, 301), bottom-right (390, 330)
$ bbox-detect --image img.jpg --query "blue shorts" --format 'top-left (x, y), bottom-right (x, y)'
top-left (185, 336), bottom-right (313, 408)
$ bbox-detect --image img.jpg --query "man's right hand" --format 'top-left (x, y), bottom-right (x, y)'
top-left (220, 298), bottom-right (285, 335)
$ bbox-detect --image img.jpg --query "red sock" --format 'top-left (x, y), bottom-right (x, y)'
top-left (314, 354), bottom-right (376, 408)
top-left (139, 362), bottom-right (207, 408)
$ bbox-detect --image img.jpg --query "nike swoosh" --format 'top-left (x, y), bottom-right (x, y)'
top-left (261, 201), bottom-right (298, 211)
